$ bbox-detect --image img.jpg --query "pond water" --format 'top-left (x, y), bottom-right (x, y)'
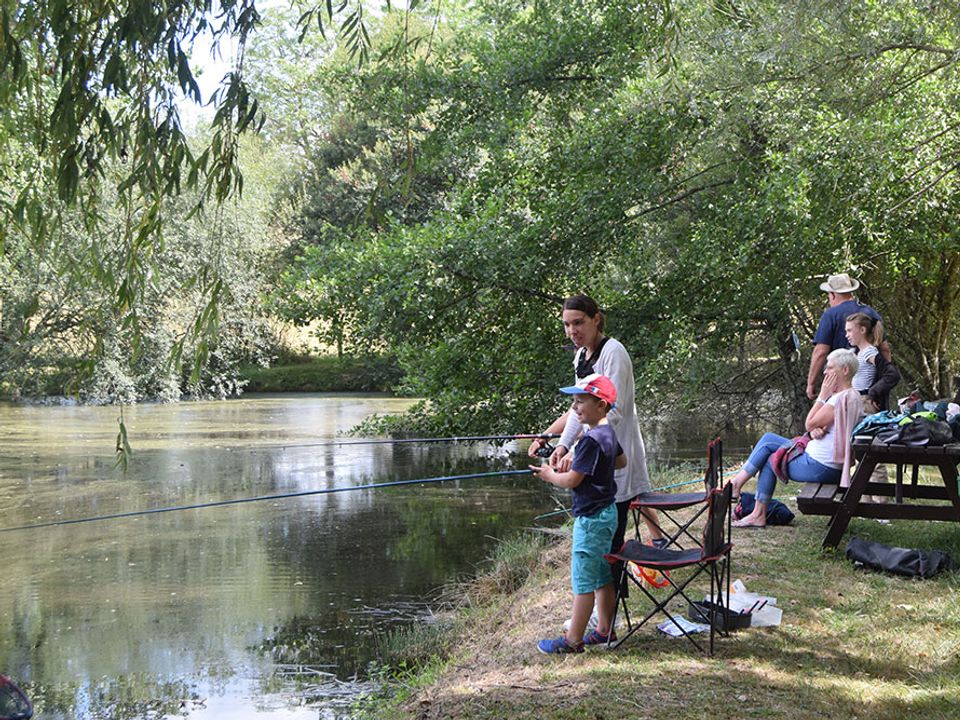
top-left (0, 394), bottom-right (756, 719)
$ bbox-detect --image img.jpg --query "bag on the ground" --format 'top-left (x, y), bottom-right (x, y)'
top-left (845, 536), bottom-right (955, 578)
top-left (734, 491), bottom-right (795, 526)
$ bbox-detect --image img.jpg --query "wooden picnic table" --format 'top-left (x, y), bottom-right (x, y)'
top-left (796, 438), bottom-right (960, 549)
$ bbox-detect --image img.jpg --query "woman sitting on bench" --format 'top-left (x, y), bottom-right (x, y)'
top-left (729, 349), bottom-right (864, 528)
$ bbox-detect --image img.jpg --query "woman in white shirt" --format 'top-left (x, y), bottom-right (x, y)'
top-left (728, 349), bottom-right (863, 528)
top-left (528, 295), bottom-right (663, 546)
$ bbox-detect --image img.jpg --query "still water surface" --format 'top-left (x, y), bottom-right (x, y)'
top-left (0, 394), bottom-right (753, 719)
top-left (0, 394), bottom-right (568, 719)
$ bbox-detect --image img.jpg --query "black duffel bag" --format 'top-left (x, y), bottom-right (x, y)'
top-left (845, 536), bottom-right (955, 578)
top-left (875, 416), bottom-right (954, 446)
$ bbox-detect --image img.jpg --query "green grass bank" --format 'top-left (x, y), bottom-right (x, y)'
top-left (4, 353), bottom-right (402, 400)
top-left (356, 468), bottom-right (960, 720)
top-left (240, 354), bottom-right (402, 393)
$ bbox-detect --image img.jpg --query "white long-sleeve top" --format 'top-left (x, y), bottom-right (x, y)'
top-left (559, 337), bottom-right (651, 502)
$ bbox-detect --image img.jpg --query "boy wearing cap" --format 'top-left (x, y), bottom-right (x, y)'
top-left (529, 374), bottom-right (625, 654)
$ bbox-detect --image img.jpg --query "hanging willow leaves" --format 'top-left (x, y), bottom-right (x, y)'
top-left (0, 0), bottom-right (265, 381)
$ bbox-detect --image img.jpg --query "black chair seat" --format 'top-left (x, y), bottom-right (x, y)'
top-left (631, 491), bottom-right (707, 510)
top-left (630, 438), bottom-right (722, 550)
top-left (607, 539), bottom-right (703, 568)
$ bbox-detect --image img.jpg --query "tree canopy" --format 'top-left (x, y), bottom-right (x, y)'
top-left (3, 0), bottom-right (960, 432)
top-left (0, 1), bottom-right (269, 393)
top-left (267, 0), bottom-right (960, 433)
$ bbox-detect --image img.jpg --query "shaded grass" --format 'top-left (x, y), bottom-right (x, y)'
top-left (374, 619), bottom-right (460, 675)
top-left (358, 467), bottom-right (960, 720)
top-left (466, 530), bottom-right (560, 604)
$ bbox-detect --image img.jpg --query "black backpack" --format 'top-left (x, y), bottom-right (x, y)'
top-left (734, 491), bottom-right (795, 526)
top-left (875, 416), bottom-right (954, 446)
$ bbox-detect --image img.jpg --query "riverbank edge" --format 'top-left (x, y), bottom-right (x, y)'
top-left (239, 353), bottom-right (402, 393)
top-left (3, 353), bottom-right (403, 401)
top-left (353, 491), bottom-right (960, 720)
top-left (352, 527), bottom-right (569, 717)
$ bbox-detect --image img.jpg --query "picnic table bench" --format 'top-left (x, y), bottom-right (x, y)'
top-left (796, 438), bottom-right (960, 549)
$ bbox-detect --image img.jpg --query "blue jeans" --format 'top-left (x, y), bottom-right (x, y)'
top-left (743, 432), bottom-right (841, 503)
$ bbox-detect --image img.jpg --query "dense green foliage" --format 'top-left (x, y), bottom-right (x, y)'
top-left (0, 0), bottom-right (366, 401)
top-left (0, 131), bottom-right (285, 401)
top-left (4, 1), bottom-right (960, 421)
top-left (262, 0), bottom-right (960, 432)
top-left (0, 1), bottom-right (267, 391)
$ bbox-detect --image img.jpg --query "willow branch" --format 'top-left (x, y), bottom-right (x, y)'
top-left (888, 161), bottom-right (960, 212)
top-left (627, 178), bottom-right (733, 220)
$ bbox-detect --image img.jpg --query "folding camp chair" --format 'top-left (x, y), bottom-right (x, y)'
top-left (606, 483), bottom-right (733, 654)
top-left (630, 437), bottom-right (722, 549)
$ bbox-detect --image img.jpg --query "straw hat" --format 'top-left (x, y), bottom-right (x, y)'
top-left (819, 273), bottom-right (860, 293)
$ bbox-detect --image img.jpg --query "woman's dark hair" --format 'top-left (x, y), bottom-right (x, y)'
top-left (563, 294), bottom-right (605, 332)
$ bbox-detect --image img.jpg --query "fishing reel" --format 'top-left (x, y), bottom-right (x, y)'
top-left (533, 436), bottom-right (556, 459)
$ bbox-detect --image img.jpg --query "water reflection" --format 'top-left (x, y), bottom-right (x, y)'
top-left (641, 419), bottom-right (758, 467)
top-left (0, 395), bottom-right (555, 719)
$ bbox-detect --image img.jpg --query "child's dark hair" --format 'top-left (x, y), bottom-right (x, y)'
top-left (846, 311), bottom-right (882, 345)
top-left (563, 294), bottom-right (605, 332)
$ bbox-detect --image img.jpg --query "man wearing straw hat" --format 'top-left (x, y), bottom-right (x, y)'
top-left (806, 273), bottom-right (885, 401)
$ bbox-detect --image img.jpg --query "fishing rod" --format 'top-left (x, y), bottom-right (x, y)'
top-left (533, 470), bottom-right (738, 520)
top-left (257, 434), bottom-right (747, 454)
top-left (257, 433), bottom-right (561, 451)
top-left (0, 469), bottom-right (532, 534)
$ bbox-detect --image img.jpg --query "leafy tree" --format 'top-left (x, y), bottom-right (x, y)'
top-left (0, 0), bottom-right (387, 394)
top-left (0, 131), bottom-right (287, 401)
top-left (270, 0), bottom-right (960, 435)
top-left (272, 0), bottom-right (686, 432)
top-left (655, 0), bottom-right (960, 401)
top-left (0, 1), bottom-right (264, 313)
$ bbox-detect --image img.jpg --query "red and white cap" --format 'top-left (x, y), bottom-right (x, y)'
top-left (559, 373), bottom-right (617, 407)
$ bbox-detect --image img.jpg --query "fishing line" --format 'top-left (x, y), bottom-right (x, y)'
top-left (0, 469), bottom-right (531, 534)
top-left (249, 433), bottom-right (561, 451)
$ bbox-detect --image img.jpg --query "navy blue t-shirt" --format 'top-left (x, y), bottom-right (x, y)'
top-left (812, 300), bottom-right (881, 350)
top-left (570, 424), bottom-right (621, 517)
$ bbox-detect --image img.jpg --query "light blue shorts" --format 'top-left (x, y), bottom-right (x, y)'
top-left (571, 504), bottom-right (617, 595)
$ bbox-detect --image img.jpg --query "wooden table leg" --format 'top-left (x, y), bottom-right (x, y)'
top-left (938, 461), bottom-right (960, 522)
top-left (823, 458), bottom-right (876, 549)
